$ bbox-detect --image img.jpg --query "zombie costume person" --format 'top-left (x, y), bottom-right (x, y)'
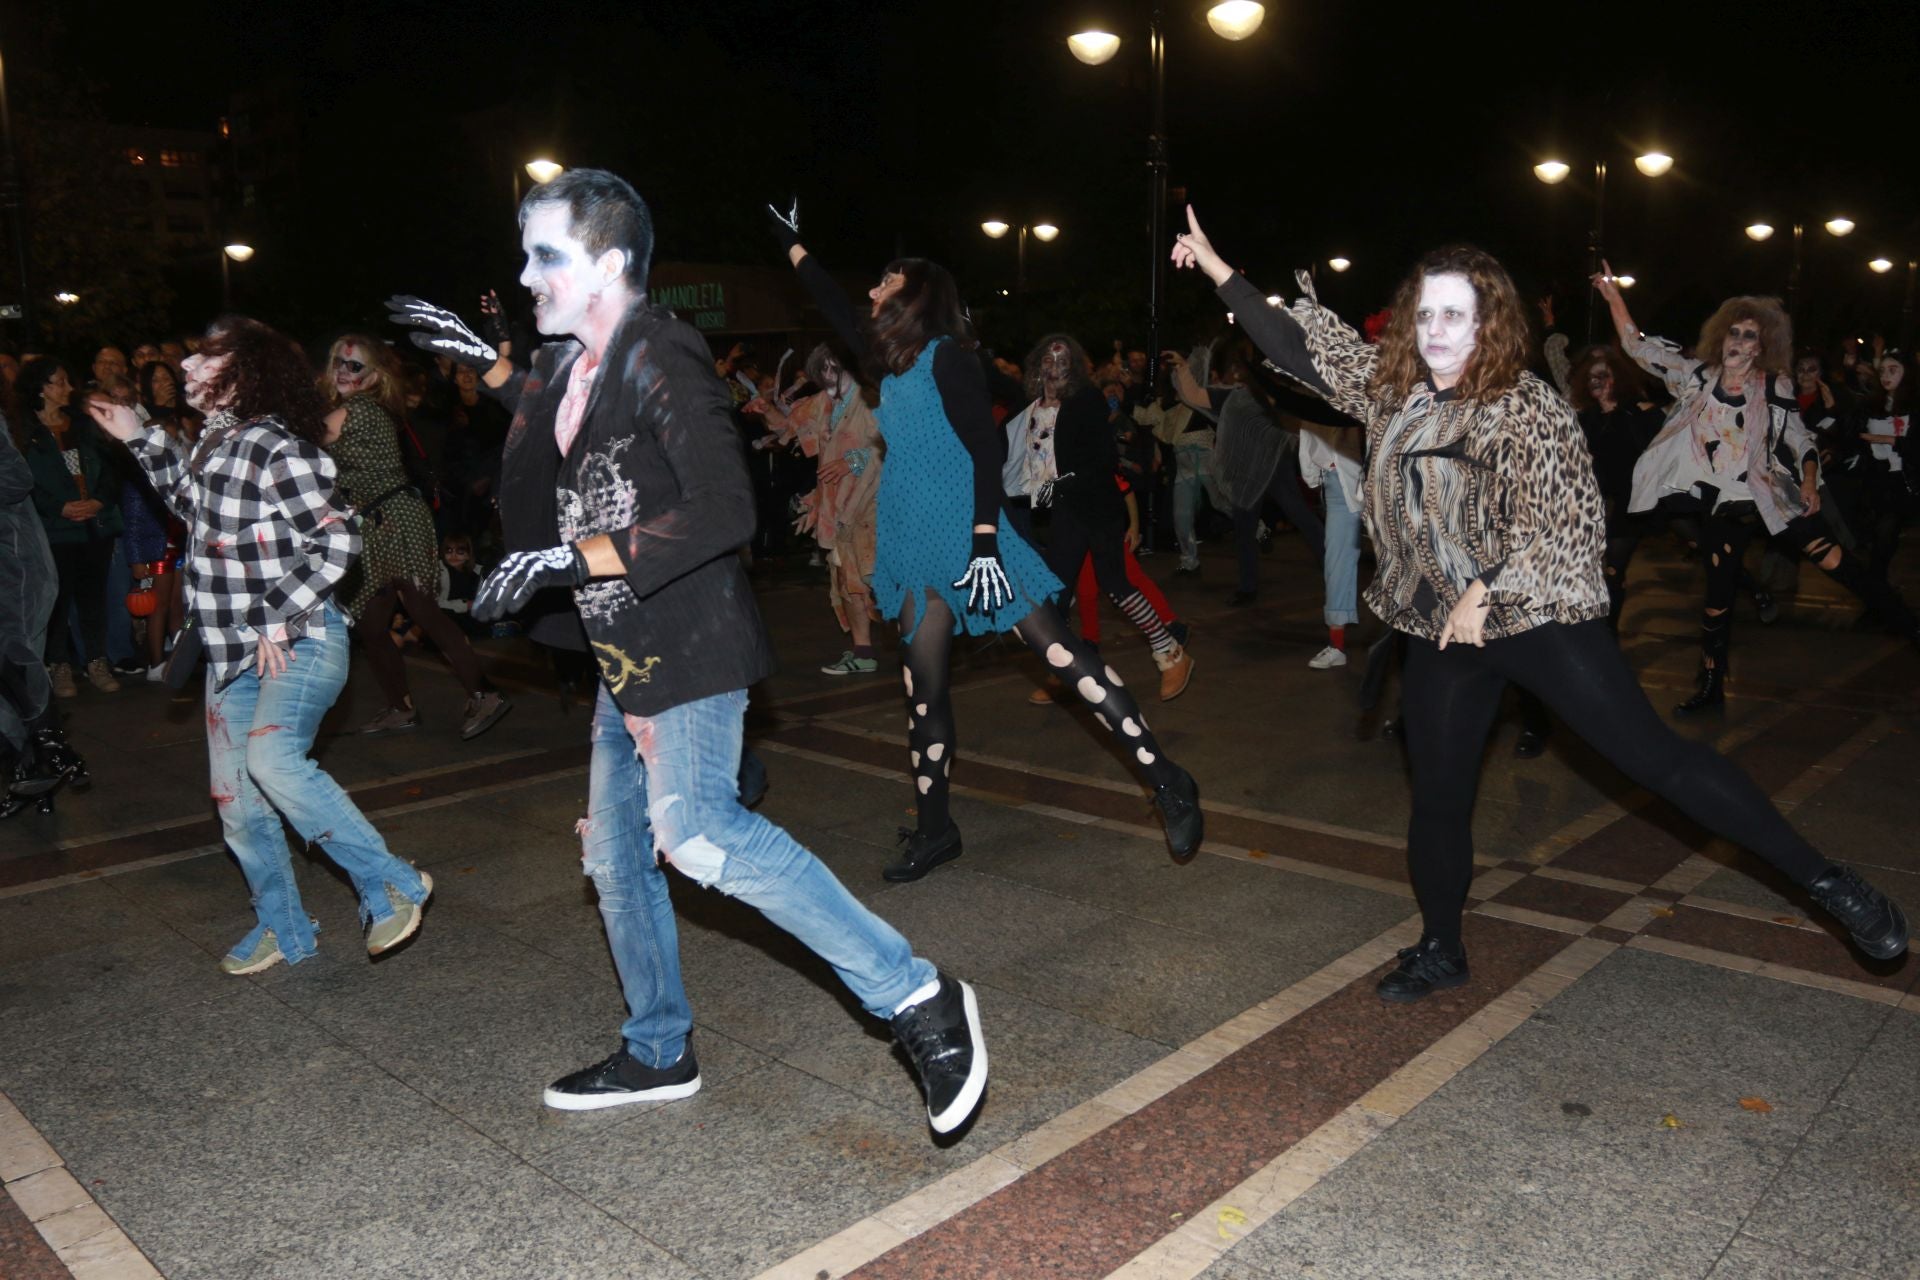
top-left (1564, 344), bottom-right (1663, 629)
top-left (770, 199), bottom-right (1203, 880)
top-left (320, 336), bottom-right (510, 740)
top-left (389, 169), bottom-right (986, 1135)
top-left (1173, 207), bottom-right (1906, 1000)
top-left (1015, 334), bottom-right (1195, 701)
top-left (88, 318), bottom-right (434, 974)
top-left (1601, 276), bottom-right (1920, 714)
top-left (760, 344), bottom-right (884, 675)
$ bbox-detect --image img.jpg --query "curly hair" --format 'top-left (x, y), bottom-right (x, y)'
top-left (193, 316), bottom-right (331, 445)
top-left (1022, 333), bottom-right (1093, 402)
top-left (865, 258), bottom-right (976, 379)
top-left (1370, 245), bottom-right (1532, 406)
top-left (1697, 296), bottom-right (1793, 377)
top-left (318, 333), bottom-right (406, 418)
top-left (1565, 344), bottom-right (1646, 413)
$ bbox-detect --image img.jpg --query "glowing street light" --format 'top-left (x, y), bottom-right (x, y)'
top-left (1633, 152), bottom-right (1673, 177)
top-left (1205, 1), bottom-right (1266, 40)
top-left (981, 220), bottom-right (1010, 239)
top-left (1328, 257), bottom-right (1352, 273)
top-left (525, 159), bottom-right (563, 184)
top-left (54, 291), bottom-right (78, 305)
top-left (1066, 31), bottom-right (1121, 64)
top-left (223, 243), bottom-right (254, 262)
top-left (1613, 275), bottom-right (1636, 289)
top-left (1870, 258), bottom-right (1895, 274)
top-left (1532, 160), bottom-right (1570, 185)
top-left (1031, 223), bottom-right (1059, 242)
top-left (1825, 216), bottom-right (1855, 237)
top-left (1745, 223), bottom-right (1775, 242)
top-left (981, 220), bottom-right (1060, 291)
top-left (1265, 294), bottom-right (1282, 306)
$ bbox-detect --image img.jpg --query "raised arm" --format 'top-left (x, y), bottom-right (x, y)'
top-left (1589, 266), bottom-right (1698, 400)
top-left (766, 201), bottom-right (871, 366)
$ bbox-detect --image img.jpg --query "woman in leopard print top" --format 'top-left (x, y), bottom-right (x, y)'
top-left (1171, 207), bottom-right (1907, 999)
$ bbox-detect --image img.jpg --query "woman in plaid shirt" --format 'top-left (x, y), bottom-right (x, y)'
top-left (88, 318), bottom-right (435, 974)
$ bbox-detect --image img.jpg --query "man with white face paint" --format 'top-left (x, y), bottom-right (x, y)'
top-left (1172, 205), bottom-right (1907, 1001)
top-left (385, 170), bottom-right (987, 1136)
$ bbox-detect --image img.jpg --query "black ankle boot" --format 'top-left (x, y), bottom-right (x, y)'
top-left (1674, 664), bottom-right (1725, 716)
top-left (9, 752), bottom-right (65, 799)
top-left (1377, 935), bottom-right (1471, 1003)
top-left (34, 728), bottom-right (89, 792)
top-left (884, 823), bottom-right (963, 882)
top-left (1807, 865), bottom-right (1909, 960)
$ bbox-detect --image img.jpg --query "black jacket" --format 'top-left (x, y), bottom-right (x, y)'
top-left (1047, 384), bottom-right (1127, 532)
top-left (490, 298), bottom-right (774, 715)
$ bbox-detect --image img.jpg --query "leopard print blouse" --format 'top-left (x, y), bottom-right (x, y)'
top-left (1225, 271), bottom-right (1608, 641)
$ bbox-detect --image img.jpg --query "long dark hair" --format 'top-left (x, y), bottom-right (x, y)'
top-left (1022, 333), bottom-right (1093, 401)
top-left (12, 358), bottom-right (73, 451)
top-left (193, 316), bottom-right (331, 445)
top-left (1866, 351), bottom-right (1916, 418)
top-left (866, 258), bottom-right (974, 378)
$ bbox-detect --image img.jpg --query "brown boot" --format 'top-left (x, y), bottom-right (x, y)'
top-left (1155, 643), bottom-right (1194, 701)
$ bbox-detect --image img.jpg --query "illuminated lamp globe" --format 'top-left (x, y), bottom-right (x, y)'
top-left (981, 221), bottom-right (1011, 239)
top-left (1031, 223), bottom-right (1060, 242)
top-left (1328, 257), bottom-right (1351, 273)
top-left (1745, 223), bottom-right (1774, 242)
top-left (54, 292), bottom-right (79, 305)
top-left (1824, 217), bottom-right (1855, 237)
top-left (1614, 275), bottom-right (1636, 289)
top-left (1206, 1), bottom-right (1266, 40)
top-left (223, 243), bottom-right (254, 262)
top-left (1265, 294), bottom-right (1282, 306)
top-left (1633, 152), bottom-right (1674, 177)
top-left (1869, 258), bottom-right (1894, 274)
top-left (1067, 31), bottom-right (1121, 65)
top-left (1532, 160), bottom-right (1570, 185)
top-left (525, 159), bottom-right (564, 185)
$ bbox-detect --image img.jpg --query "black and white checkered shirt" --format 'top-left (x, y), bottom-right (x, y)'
top-left (130, 413), bottom-right (361, 689)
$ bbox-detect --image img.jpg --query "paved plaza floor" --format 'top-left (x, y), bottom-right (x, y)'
top-left (2, 532), bottom-right (1916, 1279)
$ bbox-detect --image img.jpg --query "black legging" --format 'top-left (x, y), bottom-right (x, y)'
top-left (1697, 509), bottom-right (1914, 669)
top-left (898, 591), bottom-right (1178, 836)
top-left (1041, 506), bottom-right (1174, 653)
top-left (1401, 619), bottom-right (1830, 950)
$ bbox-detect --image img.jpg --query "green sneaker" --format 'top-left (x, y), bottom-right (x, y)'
top-left (366, 870), bottom-right (433, 956)
top-left (820, 651), bottom-right (878, 676)
top-left (221, 927), bottom-right (286, 975)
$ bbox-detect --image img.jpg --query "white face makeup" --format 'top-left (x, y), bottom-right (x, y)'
top-left (180, 351), bottom-right (231, 412)
top-left (520, 203), bottom-right (623, 337)
top-left (1414, 273), bottom-right (1478, 388)
top-left (331, 341), bottom-right (375, 396)
top-left (1879, 359), bottom-right (1905, 393)
top-left (1722, 320), bottom-right (1762, 375)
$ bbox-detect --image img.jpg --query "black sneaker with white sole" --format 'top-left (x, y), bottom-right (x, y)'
top-left (1376, 935), bottom-right (1471, 1003)
top-left (890, 973), bottom-right (987, 1135)
top-left (1807, 865), bottom-right (1909, 960)
top-left (543, 1042), bottom-right (701, 1111)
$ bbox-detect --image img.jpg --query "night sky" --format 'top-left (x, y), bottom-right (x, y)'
top-left (15, 0), bottom-right (1919, 349)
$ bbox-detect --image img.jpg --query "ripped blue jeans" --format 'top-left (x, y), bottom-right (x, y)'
top-left (584, 686), bottom-right (935, 1068)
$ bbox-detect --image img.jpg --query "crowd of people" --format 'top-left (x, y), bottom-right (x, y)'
top-left (0, 165), bottom-right (1909, 1145)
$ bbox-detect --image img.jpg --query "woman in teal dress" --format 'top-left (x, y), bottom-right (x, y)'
top-left (771, 205), bottom-right (1202, 879)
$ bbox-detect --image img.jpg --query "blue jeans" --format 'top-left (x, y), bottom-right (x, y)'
top-left (584, 685), bottom-right (935, 1068)
top-left (206, 602), bottom-right (426, 964)
top-left (1171, 443), bottom-right (1225, 570)
top-left (1320, 470), bottom-right (1362, 627)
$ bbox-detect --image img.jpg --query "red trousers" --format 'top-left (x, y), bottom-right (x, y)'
top-left (1076, 545), bottom-right (1174, 643)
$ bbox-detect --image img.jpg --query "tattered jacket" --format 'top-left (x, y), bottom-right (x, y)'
top-left (491, 299), bottom-right (774, 715)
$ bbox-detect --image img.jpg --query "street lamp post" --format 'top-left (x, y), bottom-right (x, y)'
top-left (1071, 3), bottom-right (1264, 391)
top-left (981, 220), bottom-right (1059, 292)
top-left (221, 242), bottom-right (254, 309)
top-left (1744, 217), bottom-right (1852, 315)
top-left (1533, 149), bottom-right (1672, 340)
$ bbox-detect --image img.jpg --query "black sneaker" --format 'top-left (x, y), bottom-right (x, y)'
top-left (543, 1042), bottom-right (701, 1111)
top-left (1513, 727), bottom-right (1548, 759)
top-left (1376, 936), bottom-right (1471, 1003)
top-left (1154, 767), bottom-right (1204, 864)
top-left (890, 973), bottom-right (987, 1135)
top-left (1807, 865), bottom-right (1909, 960)
top-left (885, 824), bottom-right (963, 882)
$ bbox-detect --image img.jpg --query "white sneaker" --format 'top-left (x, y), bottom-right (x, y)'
top-left (1308, 645), bottom-right (1348, 670)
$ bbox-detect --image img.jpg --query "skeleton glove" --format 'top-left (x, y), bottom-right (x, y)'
top-left (472, 545), bottom-right (590, 622)
top-left (385, 295), bottom-right (499, 371)
top-left (765, 199), bottom-right (801, 252)
top-left (478, 291), bottom-right (511, 351)
top-left (952, 531), bottom-right (1014, 616)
